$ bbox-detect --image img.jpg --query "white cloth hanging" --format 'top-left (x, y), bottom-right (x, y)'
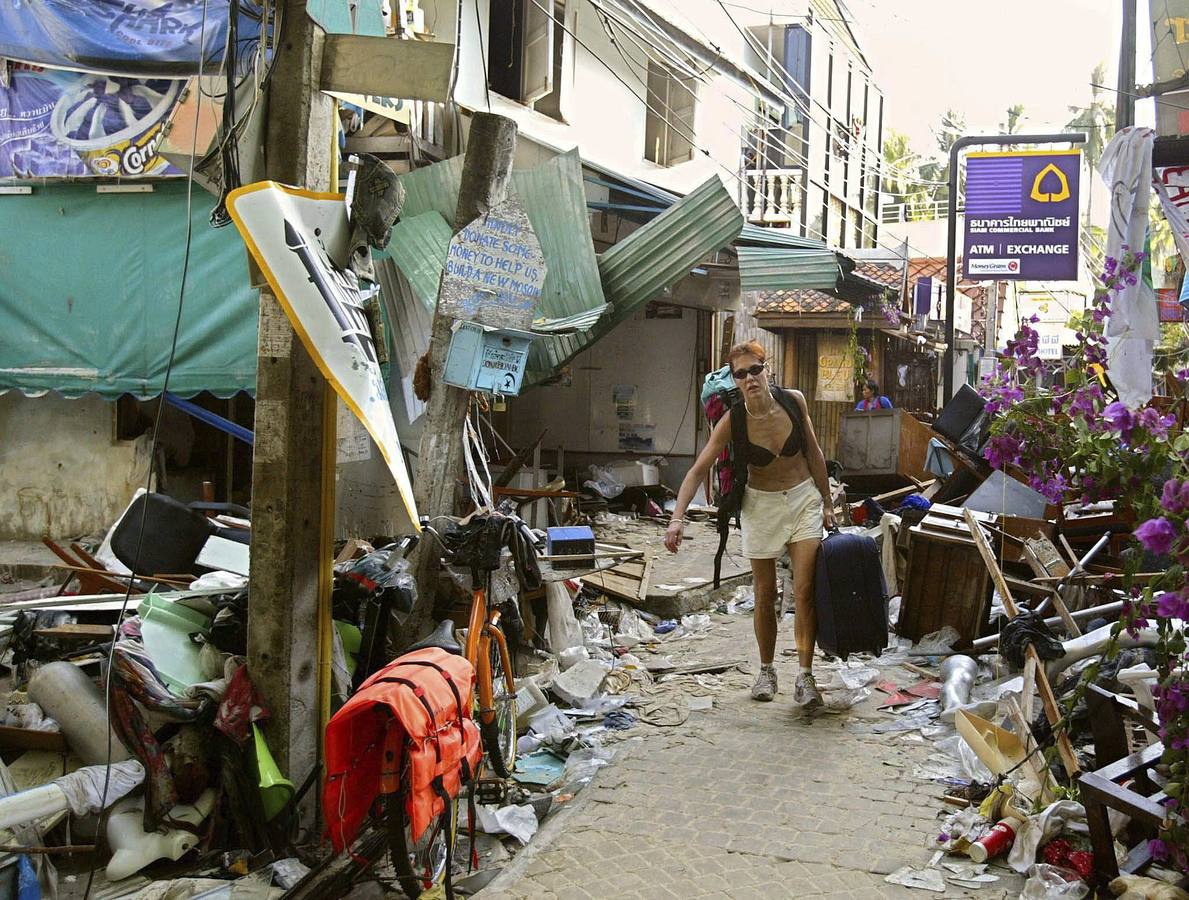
top-left (1098, 127), bottom-right (1159, 409)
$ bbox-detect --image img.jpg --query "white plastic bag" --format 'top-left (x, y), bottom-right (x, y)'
top-left (1020, 864), bottom-right (1088, 899)
top-left (583, 465), bottom-right (625, 499)
top-left (546, 582), bottom-right (583, 654)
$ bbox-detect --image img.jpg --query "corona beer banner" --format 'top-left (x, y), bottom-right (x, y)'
top-left (962, 149), bottom-right (1081, 281)
top-left (0, 66), bottom-right (184, 179)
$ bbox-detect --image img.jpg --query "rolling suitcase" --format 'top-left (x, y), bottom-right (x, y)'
top-left (814, 529), bottom-right (888, 659)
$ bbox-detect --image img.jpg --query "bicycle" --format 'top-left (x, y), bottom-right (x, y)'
top-left (381, 511), bottom-right (532, 897)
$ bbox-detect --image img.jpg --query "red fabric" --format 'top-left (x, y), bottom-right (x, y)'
top-left (214, 664), bottom-right (269, 744)
top-left (323, 648), bottom-right (481, 851)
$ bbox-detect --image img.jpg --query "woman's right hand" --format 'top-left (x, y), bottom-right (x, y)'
top-left (664, 519), bottom-right (685, 553)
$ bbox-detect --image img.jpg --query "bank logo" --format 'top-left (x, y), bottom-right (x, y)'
top-left (1030, 163), bottom-right (1071, 203)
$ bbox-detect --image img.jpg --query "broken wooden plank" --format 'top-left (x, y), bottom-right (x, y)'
top-left (1023, 536), bottom-right (1071, 580)
top-left (963, 509), bottom-right (1081, 777)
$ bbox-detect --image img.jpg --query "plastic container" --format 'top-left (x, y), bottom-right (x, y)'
top-left (28, 662), bottom-right (131, 765)
top-left (138, 594), bottom-right (212, 692)
top-left (606, 460), bottom-right (659, 487)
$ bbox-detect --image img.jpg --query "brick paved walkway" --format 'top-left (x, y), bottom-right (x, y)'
top-left (480, 615), bottom-right (1027, 900)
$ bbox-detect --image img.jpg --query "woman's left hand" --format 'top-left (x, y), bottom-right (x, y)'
top-left (822, 505), bottom-right (837, 531)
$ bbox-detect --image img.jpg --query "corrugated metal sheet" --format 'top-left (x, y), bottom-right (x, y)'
top-left (375, 257), bottom-right (432, 377)
top-left (598, 176), bottom-right (744, 316)
top-left (511, 150), bottom-right (608, 373)
top-left (390, 151), bottom-right (609, 381)
top-left (386, 211), bottom-right (451, 310)
top-left (397, 154), bottom-right (463, 223)
top-left (737, 246), bottom-right (842, 293)
top-left (736, 223), bottom-right (830, 250)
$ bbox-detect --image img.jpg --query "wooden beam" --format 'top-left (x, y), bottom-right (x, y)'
top-left (320, 35), bottom-right (454, 100)
top-left (963, 509), bottom-right (1081, 778)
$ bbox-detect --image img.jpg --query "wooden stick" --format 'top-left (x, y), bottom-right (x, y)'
top-left (899, 661), bottom-right (939, 679)
top-left (0, 844), bottom-right (95, 855)
top-left (538, 550), bottom-right (645, 562)
top-left (963, 509), bottom-right (1081, 777)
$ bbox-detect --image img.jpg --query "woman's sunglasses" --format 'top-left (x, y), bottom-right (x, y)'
top-left (732, 363), bottom-right (765, 380)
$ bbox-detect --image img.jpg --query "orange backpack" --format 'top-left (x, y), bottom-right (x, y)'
top-left (324, 647), bottom-right (482, 852)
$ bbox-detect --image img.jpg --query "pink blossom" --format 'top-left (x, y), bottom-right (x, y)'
top-left (1135, 517), bottom-right (1178, 555)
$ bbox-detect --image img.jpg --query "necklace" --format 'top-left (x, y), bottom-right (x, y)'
top-left (745, 400), bottom-right (777, 419)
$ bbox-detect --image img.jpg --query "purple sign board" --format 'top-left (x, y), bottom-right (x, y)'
top-left (962, 150), bottom-right (1081, 281)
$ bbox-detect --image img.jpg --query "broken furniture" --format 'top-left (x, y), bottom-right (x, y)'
top-left (40, 538), bottom-right (147, 595)
top-left (1080, 685), bottom-right (1171, 887)
top-left (837, 409), bottom-right (934, 487)
top-left (899, 507), bottom-right (993, 647)
top-left (110, 492), bottom-right (250, 577)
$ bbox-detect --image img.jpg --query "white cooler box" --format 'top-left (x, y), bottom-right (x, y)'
top-left (607, 460), bottom-right (660, 487)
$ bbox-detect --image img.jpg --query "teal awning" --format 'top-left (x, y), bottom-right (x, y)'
top-left (0, 183), bottom-right (258, 399)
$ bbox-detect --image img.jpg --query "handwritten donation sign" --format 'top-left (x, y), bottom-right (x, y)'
top-left (440, 198), bottom-right (546, 331)
top-left (962, 150), bottom-right (1080, 282)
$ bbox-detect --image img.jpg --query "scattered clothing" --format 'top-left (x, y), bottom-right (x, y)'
top-left (1000, 610), bottom-right (1065, 669)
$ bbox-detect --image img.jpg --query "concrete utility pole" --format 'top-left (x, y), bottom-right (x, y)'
top-left (247, 0), bottom-right (335, 786)
top-left (1117, 0), bottom-right (1137, 130)
top-left (409, 113), bottom-right (518, 634)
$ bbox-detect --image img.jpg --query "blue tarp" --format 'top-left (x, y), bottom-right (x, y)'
top-left (0, 1), bottom-right (262, 77)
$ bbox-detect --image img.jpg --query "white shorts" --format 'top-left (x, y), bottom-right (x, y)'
top-left (740, 478), bottom-right (824, 559)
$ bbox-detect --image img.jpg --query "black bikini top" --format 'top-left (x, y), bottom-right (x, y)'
top-left (742, 390), bottom-right (804, 466)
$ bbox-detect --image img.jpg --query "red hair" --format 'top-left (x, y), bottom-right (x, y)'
top-left (726, 340), bottom-right (766, 367)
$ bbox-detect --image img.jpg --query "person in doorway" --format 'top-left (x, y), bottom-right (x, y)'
top-left (855, 379), bottom-right (892, 411)
top-left (664, 341), bottom-right (835, 709)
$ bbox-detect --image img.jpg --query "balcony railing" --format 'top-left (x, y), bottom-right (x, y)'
top-left (744, 168), bottom-right (801, 225)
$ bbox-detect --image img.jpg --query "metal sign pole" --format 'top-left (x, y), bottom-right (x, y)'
top-left (943, 132), bottom-right (1088, 404)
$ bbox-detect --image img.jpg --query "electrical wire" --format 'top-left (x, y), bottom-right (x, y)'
top-left (81, 4), bottom-right (211, 898)
top-left (601, 0), bottom-right (951, 195)
top-left (474, 0), bottom-right (492, 111)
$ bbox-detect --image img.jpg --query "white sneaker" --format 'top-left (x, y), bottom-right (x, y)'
top-left (751, 665), bottom-right (778, 702)
top-left (793, 672), bottom-right (822, 710)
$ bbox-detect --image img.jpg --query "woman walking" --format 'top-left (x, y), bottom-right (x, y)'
top-left (665, 342), bottom-right (835, 708)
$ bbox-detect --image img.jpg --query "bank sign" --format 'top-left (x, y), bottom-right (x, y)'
top-left (962, 150), bottom-right (1081, 281)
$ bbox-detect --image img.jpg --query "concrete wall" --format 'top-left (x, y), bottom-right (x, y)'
top-left (0, 393), bottom-right (149, 540)
top-left (505, 306), bottom-right (703, 491)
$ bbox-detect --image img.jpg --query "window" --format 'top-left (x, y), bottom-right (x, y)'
top-left (645, 61), bottom-right (696, 166)
top-left (488, 0), bottom-right (560, 108)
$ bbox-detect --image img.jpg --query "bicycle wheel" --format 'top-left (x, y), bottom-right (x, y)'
top-left (479, 634), bottom-right (518, 779)
top-left (387, 770), bottom-right (457, 899)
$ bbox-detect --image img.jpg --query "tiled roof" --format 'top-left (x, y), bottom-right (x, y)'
top-left (755, 288), bottom-right (852, 315)
top-left (853, 261), bottom-right (904, 290)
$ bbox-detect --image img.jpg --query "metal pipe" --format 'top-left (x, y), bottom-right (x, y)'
top-left (970, 599), bottom-right (1125, 651)
top-left (944, 133), bottom-right (1087, 403)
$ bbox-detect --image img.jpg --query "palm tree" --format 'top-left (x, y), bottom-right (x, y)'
top-left (918, 109), bottom-right (967, 206)
top-left (1001, 104), bottom-right (1026, 134)
top-left (882, 130), bottom-right (927, 217)
top-left (1066, 62), bottom-right (1114, 224)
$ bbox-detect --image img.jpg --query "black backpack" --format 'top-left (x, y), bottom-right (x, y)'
top-left (713, 387), bottom-right (805, 588)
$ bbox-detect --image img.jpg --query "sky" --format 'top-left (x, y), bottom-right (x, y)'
top-left (847, 0), bottom-right (1134, 156)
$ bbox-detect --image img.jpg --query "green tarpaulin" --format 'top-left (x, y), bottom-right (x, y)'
top-left (0, 182), bottom-right (258, 399)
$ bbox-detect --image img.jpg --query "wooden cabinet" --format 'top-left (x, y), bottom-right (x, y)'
top-left (837, 409), bottom-right (933, 481)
